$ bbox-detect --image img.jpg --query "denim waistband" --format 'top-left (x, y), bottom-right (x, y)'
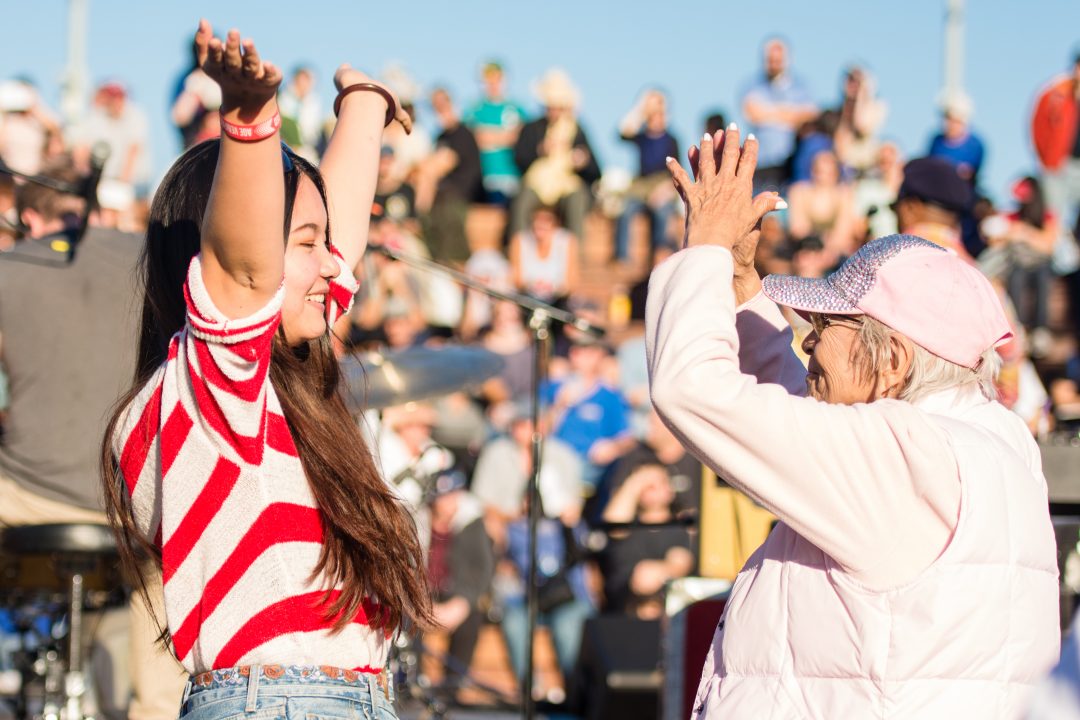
top-left (182, 664), bottom-right (393, 705)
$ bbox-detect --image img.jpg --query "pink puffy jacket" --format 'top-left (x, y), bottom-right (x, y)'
top-left (646, 246), bottom-right (1059, 719)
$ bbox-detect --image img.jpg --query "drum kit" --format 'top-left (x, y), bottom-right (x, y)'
top-left (0, 345), bottom-right (506, 720)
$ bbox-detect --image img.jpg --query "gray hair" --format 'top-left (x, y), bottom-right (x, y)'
top-left (855, 316), bottom-right (1000, 404)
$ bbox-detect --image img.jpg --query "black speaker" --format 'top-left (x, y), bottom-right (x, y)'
top-left (571, 616), bottom-right (662, 720)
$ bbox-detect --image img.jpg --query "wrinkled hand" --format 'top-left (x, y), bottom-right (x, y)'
top-left (667, 126), bottom-right (783, 260)
top-left (333, 64), bottom-right (413, 134)
top-left (194, 19), bottom-right (281, 113)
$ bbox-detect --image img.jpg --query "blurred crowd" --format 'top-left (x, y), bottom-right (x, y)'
top-left (4, 33), bottom-right (1080, 704)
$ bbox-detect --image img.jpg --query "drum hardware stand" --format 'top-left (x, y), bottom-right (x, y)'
top-left (368, 244), bottom-right (603, 719)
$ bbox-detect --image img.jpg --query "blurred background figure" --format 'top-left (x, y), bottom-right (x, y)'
top-left (424, 469), bottom-right (495, 684)
top-left (278, 65), bottom-right (322, 162)
top-left (416, 87), bottom-right (482, 266)
top-left (833, 65), bottom-right (887, 175)
top-left (544, 336), bottom-right (633, 494)
top-left (512, 68), bottom-right (600, 242)
top-left (852, 141), bottom-right (903, 242)
top-left (382, 64), bottom-right (433, 185)
top-left (471, 401), bottom-right (590, 698)
top-left (787, 148), bottom-right (855, 259)
top-left (0, 78), bottom-right (61, 175)
top-left (980, 176), bottom-right (1059, 357)
top-left (1031, 50), bottom-right (1080, 276)
top-left (600, 462), bottom-right (695, 619)
top-left (169, 40), bottom-right (220, 150)
top-left (509, 204), bottom-right (579, 303)
top-left (928, 94), bottom-right (985, 185)
top-left (465, 61), bottom-right (525, 207)
top-left (613, 88), bottom-right (679, 264)
top-left (70, 80), bottom-right (149, 226)
top-left (741, 37), bottom-right (817, 190)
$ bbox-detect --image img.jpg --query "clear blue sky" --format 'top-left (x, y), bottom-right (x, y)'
top-left (4, 0), bottom-right (1079, 202)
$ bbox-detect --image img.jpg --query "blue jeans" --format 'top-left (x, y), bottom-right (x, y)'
top-left (178, 665), bottom-right (396, 720)
top-left (501, 599), bottom-right (593, 679)
top-left (614, 198), bottom-right (677, 260)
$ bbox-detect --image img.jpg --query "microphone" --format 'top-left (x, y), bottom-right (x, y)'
top-left (68, 142), bottom-right (109, 262)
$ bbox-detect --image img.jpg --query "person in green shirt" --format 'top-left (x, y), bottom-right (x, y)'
top-left (465, 61), bottom-right (525, 206)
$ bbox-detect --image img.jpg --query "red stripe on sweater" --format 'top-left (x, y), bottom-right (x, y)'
top-left (161, 457), bottom-right (241, 584)
top-left (328, 282), bottom-right (353, 324)
top-left (212, 589), bottom-right (373, 668)
top-left (193, 336), bottom-right (272, 403)
top-left (187, 348), bottom-right (266, 466)
top-left (171, 503), bottom-right (323, 659)
top-left (266, 412), bottom-right (298, 457)
top-left (118, 382), bottom-right (163, 495)
top-left (160, 403), bottom-right (193, 477)
top-left (183, 283), bottom-right (282, 338)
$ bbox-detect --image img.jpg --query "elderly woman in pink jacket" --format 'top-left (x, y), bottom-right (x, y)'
top-left (649, 126), bottom-right (1059, 719)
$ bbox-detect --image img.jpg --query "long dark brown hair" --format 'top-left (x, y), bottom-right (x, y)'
top-left (101, 139), bottom-right (433, 638)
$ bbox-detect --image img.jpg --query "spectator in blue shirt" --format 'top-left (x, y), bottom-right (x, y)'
top-left (741, 37), bottom-right (818, 190)
top-left (928, 95), bottom-right (985, 184)
top-left (544, 336), bottom-right (635, 490)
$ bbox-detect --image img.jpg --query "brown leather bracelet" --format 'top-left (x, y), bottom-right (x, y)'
top-left (333, 83), bottom-right (396, 126)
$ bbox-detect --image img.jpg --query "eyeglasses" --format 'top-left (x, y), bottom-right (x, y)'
top-left (808, 313), bottom-right (864, 335)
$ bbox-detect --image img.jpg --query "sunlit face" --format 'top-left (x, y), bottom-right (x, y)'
top-left (281, 175), bottom-right (340, 347)
top-left (531, 208), bottom-right (558, 240)
top-left (765, 40), bottom-right (787, 79)
top-left (943, 113), bottom-right (967, 140)
top-left (801, 313), bottom-right (875, 404)
top-left (482, 68), bottom-right (504, 97)
top-left (636, 464), bottom-right (676, 512)
top-left (811, 151), bottom-right (840, 185)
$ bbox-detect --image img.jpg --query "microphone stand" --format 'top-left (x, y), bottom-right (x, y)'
top-left (369, 243), bottom-right (602, 720)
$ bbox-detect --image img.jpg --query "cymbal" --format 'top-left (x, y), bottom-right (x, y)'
top-left (340, 346), bottom-right (506, 411)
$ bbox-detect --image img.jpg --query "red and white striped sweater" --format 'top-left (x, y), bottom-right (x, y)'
top-left (114, 252), bottom-right (386, 675)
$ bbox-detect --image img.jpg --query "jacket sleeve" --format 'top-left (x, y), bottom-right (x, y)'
top-left (734, 291), bottom-right (808, 395)
top-left (573, 125), bottom-right (602, 185)
top-left (514, 120), bottom-right (542, 174)
top-left (646, 246), bottom-right (960, 588)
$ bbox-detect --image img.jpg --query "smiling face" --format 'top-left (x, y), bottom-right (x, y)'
top-left (801, 313), bottom-right (875, 404)
top-left (280, 175), bottom-right (340, 347)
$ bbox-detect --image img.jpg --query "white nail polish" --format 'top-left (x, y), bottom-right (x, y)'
top-left (702, 132), bottom-right (712, 143)
top-left (775, 199), bottom-right (789, 210)
top-left (665, 156), bottom-right (675, 164)
top-left (747, 133), bottom-right (756, 141)
top-left (728, 122), bottom-right (738, 131)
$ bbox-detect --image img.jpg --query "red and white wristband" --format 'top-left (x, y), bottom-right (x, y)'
top-left (220, 112), bottom-right (282, 142)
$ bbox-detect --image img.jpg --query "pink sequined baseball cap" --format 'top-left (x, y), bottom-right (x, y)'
top-left (762, 234), bottom-right (1012, 369)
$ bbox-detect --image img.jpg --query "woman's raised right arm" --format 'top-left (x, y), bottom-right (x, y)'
top-left (194, 20), bottom-right (286, 320)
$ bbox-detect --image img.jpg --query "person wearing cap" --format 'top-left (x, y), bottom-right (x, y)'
top-left (511, 68), bottom-right (601, 241)
top-left (892, 155), bottom-right (973, 260)
top-left (653, 127), bottom-right (1058, 718)
top-left (424, 469), bottom-right (495, 680)
top-left (928, 94), bottom-right (985, 184)
top-left (70, 80), bottom-right (150, 218)
top-left (0, 77), bottom-right (61, 175)
top-left (546, 334), bottom-right (634, 491)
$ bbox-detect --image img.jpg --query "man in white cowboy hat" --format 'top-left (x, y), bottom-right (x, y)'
top-left (511, 68), bottom-right (600, 241)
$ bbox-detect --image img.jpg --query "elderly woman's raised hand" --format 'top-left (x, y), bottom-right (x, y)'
top-left (194, 19), bottom-right (282, 112)
top-left (667, 126), bottom-right (783, 260)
